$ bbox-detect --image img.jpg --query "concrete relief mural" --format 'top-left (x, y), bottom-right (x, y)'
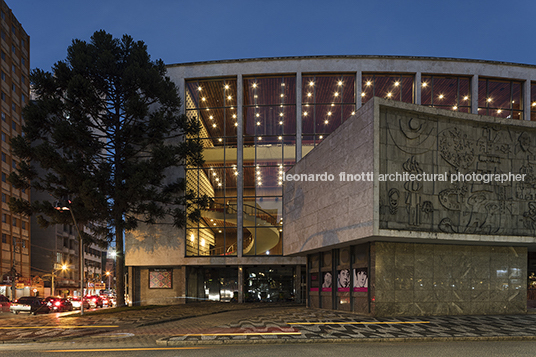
top-left (380, 108), bottom-right (536, 236)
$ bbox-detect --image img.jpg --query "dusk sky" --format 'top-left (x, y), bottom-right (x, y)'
top-left (9, 0), bottom-right (536, 72)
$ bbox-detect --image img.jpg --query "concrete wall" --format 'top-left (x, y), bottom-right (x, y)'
top-left (130, 266), bottom-right (186, 306)
top-left (284, 101), bottom-right (376, 256)
top-left (372, 242), bottom-right (527, 316)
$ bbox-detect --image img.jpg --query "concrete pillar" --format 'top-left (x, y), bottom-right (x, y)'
top-left (524, 80), bottom-right (531, 120)
top-left (238, 266), bottom-right (244, 303)
top-left (471, 75), bottom-right (479, 114)
top-left (296, 72), bottom-right (302, 161)
top-left (237, 75), bottom-right (243, 257)
top-left (295, 264), bottom-right (302, 303)
top-left (415, 73), bottom-right (421, 105)
top-left (356, 72), bottom-right (362, 109)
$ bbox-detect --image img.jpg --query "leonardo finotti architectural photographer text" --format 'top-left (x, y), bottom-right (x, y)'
top-left (282, 172), bottom-right (527, 184)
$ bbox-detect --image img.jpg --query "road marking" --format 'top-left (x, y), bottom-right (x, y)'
top-left (174, 332), bottom-right (302, 336)
top-left (288, 321), bottom-right (430, 325)
top-left (0, 325), bottom-right (119, 329)
top-left (45, 347), bottom-right (208, 352)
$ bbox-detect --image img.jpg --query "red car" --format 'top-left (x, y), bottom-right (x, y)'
top-left (45, 297), bottom-right (73, 312)
top-left (68, 296), bottom-right (90, 310)
top-left (86, 295), bottom-right (104, 308)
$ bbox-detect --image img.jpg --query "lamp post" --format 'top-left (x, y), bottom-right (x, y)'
top-left (106, 271), bottom-right (111, 292)
top-left (51, 264), bottom-right (68, 297)
top-left (55, 201), bottom-right (84, 315)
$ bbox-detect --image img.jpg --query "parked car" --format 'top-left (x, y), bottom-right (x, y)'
top-left (86, 295), bottom-right (104, 308)
top-left (68, 296), bottom-right (90, 310)
top-left (0, 294), bottom-right (10, 313)
top-left (45, 297), bottom-right (73, 312)
top-left (10, 296), bottom-right (50, 314)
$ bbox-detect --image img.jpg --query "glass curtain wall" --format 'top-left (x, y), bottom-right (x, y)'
top-left (185, 78), bottom-right (238, 256)
top-left (421, 75), bottom-right (471, 112)
top-left (361, 74), bottom-right (414, 105)
top-left (478, 78), bottom-right (523, 119)
top-left (242, 76), bottom-right (295, 255)
top-left (302, 74), bottom-right (356, 148)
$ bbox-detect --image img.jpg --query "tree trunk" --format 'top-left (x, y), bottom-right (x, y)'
top-left (115, 226), bottom-right (125, 307)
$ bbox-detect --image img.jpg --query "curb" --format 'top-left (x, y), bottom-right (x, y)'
top-left (156, 334), bottom-right (536, 346)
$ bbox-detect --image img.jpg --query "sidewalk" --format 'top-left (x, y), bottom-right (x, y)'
top-left (2, 303), bottom-right (536, 346)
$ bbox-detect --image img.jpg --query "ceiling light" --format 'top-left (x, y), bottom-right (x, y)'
top-left (361, 92), bottom-right (365, 97)
top-left (337, 80), bottom-right (343, 86)
top-left (319, 135), bottom-right (323, 139)
top-left (212, 124), bottom-right (217, 128)
top-left (351, 111), bottom-right (355, 115)
top-left (309, 81), bottom-right (314, 86)
top-left (366, 81), bottom-right (372, 86)
top-left (394, 81), bottom-right (400, 87)
top-left (334, 92), bottom-right (339, 97)
top-left (387, 92), bottom-right (392, 98)
top-left (487, 98), bottom-right (492, 102)
top-left (324, 120), bottom-right (329, 124)
top-left (439, 94), bottom-right (444, 99)
top-left (202, 97), bottom-right (206, 101)
top-left (303, 112), bottom-right (308, 116)
top-left (464, 96), bottom-right (469, 101)
top-left (278, 136), bottom-right (282, 140)
top-left (252, 83), bottom-right (257, 88)
top-left (228, 96), bottom-right (232, 100)
top-left (327, 111), bottom-right (332, 116)
top-left (225, 84), bottom-right (229, 90)
top-left (257, 122), bottom-right (261, 126)
top-left (198, 87), bottom-right (202, 91)
top-left (279, 121), bottom-right (283, 125)
top-left (279, 113), bottom-right (283, 117)
top-left (307, 93), bottom-right (312, 97)
top-left (234, 122), bottom-right (238, 126)
top-left (280, 94), bottom-right (284, 97)
top-left (422, 82), bottom-right (428, 87)
top-left (256, 113), bottom-right (260, 117)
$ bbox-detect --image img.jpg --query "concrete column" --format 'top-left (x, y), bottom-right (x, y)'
top-left (237, 75), bottom-right (243, 257)
top-left (524, 80), bottom-right (531, 120)
top-left (471, 75), bottom-right (479, 114)
top-left (238, 266), bottom-right (244, 303)
top-left (415, 72), bottom-right (421, 105)
top-left (295, 264), bottom-right (302, 303)
top-left (296, 72), bottom-right (302, 161)
top-left (356, 72), bottom-right (362, 109)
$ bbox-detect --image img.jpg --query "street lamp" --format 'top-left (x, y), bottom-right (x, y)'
top-left (55, 201), bottom-right (84, 315)
top-left (106, 271), bottom-right (111, 292)
top-left (51, 264), bottom-right (68, 297)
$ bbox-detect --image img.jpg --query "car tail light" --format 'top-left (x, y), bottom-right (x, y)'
top-left (55, 301), bottom-right (61, 307)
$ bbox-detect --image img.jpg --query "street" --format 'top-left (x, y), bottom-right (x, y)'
top-left (1, 341), bottom-right (536, 357)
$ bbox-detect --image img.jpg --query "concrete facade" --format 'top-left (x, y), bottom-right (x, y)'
top-left (126, 55), bottom-right (536, 311)
top-left (285, 98), bottom-right (536, 316)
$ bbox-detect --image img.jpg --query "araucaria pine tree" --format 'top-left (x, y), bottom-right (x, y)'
top-left (9, 30), bottom-right (206, 306)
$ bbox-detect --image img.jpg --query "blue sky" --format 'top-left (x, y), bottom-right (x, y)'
top-left (9, 0), bottom-right (536, 72)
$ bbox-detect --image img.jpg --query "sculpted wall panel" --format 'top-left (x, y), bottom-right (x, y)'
top-left (379, 108), bottom-right (536, 236)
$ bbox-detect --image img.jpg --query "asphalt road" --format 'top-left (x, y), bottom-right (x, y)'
top-left (1, 341), bottom-right (536, 357)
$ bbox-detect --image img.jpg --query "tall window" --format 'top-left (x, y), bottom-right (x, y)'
top-left (421, 75), bottom-right (471, 112)
top-left (362, 73), bottom-right (414, 105)
top-left (478, 78), bottom-right (523, 119)
top-left (302, 74), bottom-right (355, 148)
top-left (243, 76), bottom-right (296, 255)
top-left (531, 82), bottom-right (536, 121)
top-left (185, 78), bottom-right (238, 257)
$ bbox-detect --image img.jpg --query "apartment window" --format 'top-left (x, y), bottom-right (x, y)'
top-left (11, 44), bottom-right (15, 55)
top-left (1, 193), bottom-right (6, 202)
top-left (21, 38), bottom-right (25, 49)
top-left (21, 240), bottom-right (26, 248)
top-left (12, 160), bottom-right (16, 169)
top-left (12, 217), bottom-right (16, 227)
top-left (1, 72), bottom-right (4, 81)
top-left (1, 172), bottom-right (6, 182)
top-left (2, 213), bottom-right (6, 223)
top-left (12, 64), bottom-right (15, 73)
top-left (11, 84), bottom-right (15, 93)
top-left (1, 92), bottom-right (5, 101)
top-left (56, 252), bottom-right (62, 263)
top-left (1, 233), bottom-right (6, 243)
top-left (1, 112), bottom-right (5, 122)
top-left (21, 57), bottom-right (25, 66)
top-left (1, 132), bottom-right (5, 142)
top-left (12, 121), bottom-right (16, 131)
top-left (21, 76), bottom-right (25, 84)
top-left (21, 93), bottom-right (25, 103)
top-left (0, 51), bottom-right (5, 61)
top-left (1, 11), bottom-right (5, 20)
top-left (0, 31), bottom-right (4, 40)
top-left (1, 153), bottom-right (5, 162)
top-left (11, 25), bottom-right (15, 35)
top-left (22, 221), bottom-right (26, 230)
top-left (11, 103), bottom-right (15, 111)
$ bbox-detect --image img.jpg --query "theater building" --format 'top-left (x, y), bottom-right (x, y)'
top-left (126, 55), bottom-right (536, 315)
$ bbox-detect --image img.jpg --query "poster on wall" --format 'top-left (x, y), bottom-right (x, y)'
top-left (321, 272), bottom-right (332, 292)
top-left (337, 269), bottom-right (350, 292)
top-left (353, 268), bottom-right (368, 292)
top-left (149, 268), bottom-right (172, 289)
top-left (310, 273), bottom-right (319, 291)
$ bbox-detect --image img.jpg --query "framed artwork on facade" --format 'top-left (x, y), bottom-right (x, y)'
top-left (149, 268), bottom-right (172, 289)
